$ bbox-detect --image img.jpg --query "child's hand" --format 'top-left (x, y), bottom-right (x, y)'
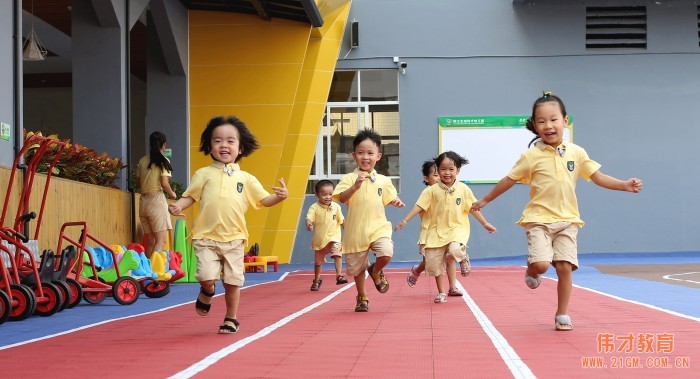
top-left (471, 199), bottom-right (488, 212)
top-left (389, 197), bottom-right (405, 208)
top-left (627, 178), bottom-right (643, 193)
top-left (394, 219), bottom-right (408, 231)
top-left (168, 202), bottom-right (182, 216)
top-left (483, 222), bottom-right (497, 234)
top-left (354, 174), bottom-right (367, 188)
top-left (272, 178), bottom-right (288, 199)
top-left (305, 220), bottom-right (314, 232)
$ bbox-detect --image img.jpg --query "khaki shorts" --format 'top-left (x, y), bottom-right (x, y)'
top-left (314, 242), bottom-right (342, 265)
top-left (344, 237), bottom-right (394, 277)
top-left (193, 238), bottom-right (245, 286)
top-left (424, 242), bottom-right (466, 276)
top-left (525, 222), bottom-right (579, 270)
top-left (139, 191), bottom-right (172, 234)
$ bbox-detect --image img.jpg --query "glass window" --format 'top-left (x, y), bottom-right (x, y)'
top-left (309, 70), bottom-right (400, 194)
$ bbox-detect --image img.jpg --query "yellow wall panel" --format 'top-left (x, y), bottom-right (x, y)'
top-left (190, 65), bottom-right (303, 106)
top-left (188, 2), bottom-right (351, 263)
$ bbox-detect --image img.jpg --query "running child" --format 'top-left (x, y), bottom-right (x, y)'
top-left (396, 151), bottom-right (496, 303)
top-left (471, 92), bottom-right (642, 330)
top-left (333, 128), bottom-right (405, 312)
top-left (168, 115), bottom-right (288, 334)
top-left (306, 179), bottom-right (347, 291)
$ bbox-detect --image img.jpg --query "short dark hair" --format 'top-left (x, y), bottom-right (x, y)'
top-left (314, 179), bottom-right (334, 194)
top-left (435, 151), bottom-right (469, 169)
top-left (421, 160), bottom-right (436, 186)
top-left (199, 116), bottom-right (259, 162)
top-left (352, 128), bottom-right (381, 151)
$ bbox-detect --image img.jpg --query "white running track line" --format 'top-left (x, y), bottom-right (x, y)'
top-left (662, 272), bottom-right (700, 285)
top-left (455, 281), bottom-right (536, 379)
top-left (168, 282), bottom-right (355, 379)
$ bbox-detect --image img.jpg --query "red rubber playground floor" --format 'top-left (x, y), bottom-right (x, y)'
top-left (1, 252), bottom-right (699, 378)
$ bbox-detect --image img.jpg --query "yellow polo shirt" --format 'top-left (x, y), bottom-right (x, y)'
top-left (306, 201), bottom-right (344, 250)
top-left (183, 161), bottom-right (270, 242)
top-left (508, 141), bottom-right (601, 226)
top-left (137, 155), bottom-right (171, 194)
top-left (416, 182), bottom-right (477, 248)
top-left (332, 169), bottom-right (398, 253)
top-left (418, 210), bottom-right (430, 245)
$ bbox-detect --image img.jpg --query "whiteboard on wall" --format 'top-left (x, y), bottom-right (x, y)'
top-left (438, 116), bottom-right (573, 184)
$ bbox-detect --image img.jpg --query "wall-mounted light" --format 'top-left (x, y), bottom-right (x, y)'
top-left (393, 57), bottom-right (407, 75)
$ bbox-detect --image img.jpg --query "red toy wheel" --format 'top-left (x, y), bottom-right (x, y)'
top-left (65, 278), bottom-right (83, 308)
top-left (32, 282), bottom-right (63, 317)
top-left (52, 281), bottom-right (71, 312)
top-left (112, 276), bottom-right (139, 305)
top-left (142, 280), bottom-right (170, 298)
top-left (0, 291), bottom-right (10, 325)
top-left (83, 289), bottom-right (106, 304)
top-left (9, 284), bottom-right (37, 321)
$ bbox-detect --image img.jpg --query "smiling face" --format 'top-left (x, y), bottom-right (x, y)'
top-left (438, 158), bottom-right (460, 186)
top-left (210, 124), bottom-right (241, 164)
top-left (315, 184), bottom-right (334, 206)
top-left (424, 165), bottom-right (440, 186)
top-left (352, 138), bottom-right (382, 172)
top-left (533, 101), bottom-right (568, 147)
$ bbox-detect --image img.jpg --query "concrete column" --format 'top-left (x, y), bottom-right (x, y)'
top-left (146, 0), bottom-right (189, 185)
top-left (0, 0), bottom-right (17, 166)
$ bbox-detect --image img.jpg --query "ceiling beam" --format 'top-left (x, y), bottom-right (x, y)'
top-left (249, 0), bottom-right (271, 21)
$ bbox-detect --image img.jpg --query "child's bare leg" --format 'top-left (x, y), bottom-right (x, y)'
top-left (314, 263), bottom-right (322, 281)
top-left (435, 274), bottom-right (447, 294)
top-left (415, 257), bottom-right (426, 274)
top-left (333, 256), bottom-right (342, 276)
top-left (446, 258), bottom-right (457, 288)
top-left (526, 261), bottom-right (549, 277)
top-left (553, 261), bottom-right (573, 315)
top-left (218, 282), bottom-right (240, 333)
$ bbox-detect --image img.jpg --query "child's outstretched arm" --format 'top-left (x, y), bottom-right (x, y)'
top-left (394, 205), bottom-right (424, 231)
top-left (337, 173), bottom-right (367, 203)
top-left (305, 219), bottom-right (314, 232)
top-left (470, 209), bottom-right (497, 234)
top-left (260, 178), bottom-right (288, 207)
top-left (590, 171), bottom-right (643, 193)
top-left (388, 197), bottom-right (405, 208)
top-left (169, 197), bottom-right (195, 216)
top-left (471, 176), bottom-right (517, 211)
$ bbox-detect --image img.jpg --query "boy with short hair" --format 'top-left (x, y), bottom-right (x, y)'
top-left (333, 128), bottom-right (405, 312)
top-left (306, 180), bottom-right (347, 291)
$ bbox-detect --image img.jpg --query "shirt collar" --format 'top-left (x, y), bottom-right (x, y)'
top-left (438, 181), bottom-right (456, 194)
top-left (211, 161), bottom-right (240, 175)
top-left (535, 140), bottom-right (567, 155)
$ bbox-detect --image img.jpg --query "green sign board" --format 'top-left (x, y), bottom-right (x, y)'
top-left (0, 123), bottom-right (10, 141)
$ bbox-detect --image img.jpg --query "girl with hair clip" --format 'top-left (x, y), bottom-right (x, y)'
top-left (471, 92), bottom-right (643, 331)
top-left (137, 131), bottom-right (177, 258)
top-left (169, 115), bottom-right (287, 334)
top-left (396, 151), bottom-right (496, 303)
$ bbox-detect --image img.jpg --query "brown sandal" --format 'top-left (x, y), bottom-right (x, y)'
top-left (218, 318), bottom-right (240, 334)
top-left (355, 295), bottom-right (369, 312)
top-left (310, 279), bottom-right (322, 291)
top-left (367, 263), bottom-right (390, 293)
top-left (336, 275), bottom-right (348, 285)
top-left (195, 286), bottom-right (215, 316)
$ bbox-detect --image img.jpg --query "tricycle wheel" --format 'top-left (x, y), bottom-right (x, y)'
top-left (52, 281), bottom-right (71, 312)
top-left (9, 284), bottom-right (37, 321)
top-left (82, 289), bottom-right (106, 304)
top-left (142, 280), bottom-right (170, 298)
top-left (32, 282), bottom-right (63, 317)
top-left (113, 276), bottom-right (139, 305)
top-left (65, 278), bottom-right (83, 308)
top-left (0, 291), bottom-right (10, 325)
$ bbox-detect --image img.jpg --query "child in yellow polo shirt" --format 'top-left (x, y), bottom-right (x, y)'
top-left (396, 151), bottom-right (496, 303)
top-left (333, 128), bottom-right (405, 312)
top-left (168, 115), bottom-right (288, 335)
top-left (471, 92), bottom-right (643, 331)
top-left (306, 179), bottom-right (347, 291)
top-left (405, 160), bottom-right (439, 288)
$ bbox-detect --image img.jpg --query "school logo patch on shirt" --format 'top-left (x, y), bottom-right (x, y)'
top-left (456, 198), bottom-right (462, 205)
top-left (237, 182), bottom-right (244, 193)
top-left (333, 215), bottom-right (336, 220)
top-left (378, 188), bottom-right (383, 197)
top-left (567, 161), bottom-right (575, 172)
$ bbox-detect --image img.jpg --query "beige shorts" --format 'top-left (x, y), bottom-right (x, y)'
top-left (525, 222), bottom-right (579, 270)
top-left (344, 237), bottom-right (394, 277)
top-left (139, 191), bottom-right (172, 234)
top-left (193, 238), bottom-right (245, 286)
top-left (424, 242), bottom-right (466, 276)
top-left (314, 242), bottom-right (342, 265)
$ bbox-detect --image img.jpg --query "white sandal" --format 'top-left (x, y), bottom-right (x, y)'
top-left (434, 293), bottom-right (447, 303)
top-left (555, 314), bottom-right (573, 331)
